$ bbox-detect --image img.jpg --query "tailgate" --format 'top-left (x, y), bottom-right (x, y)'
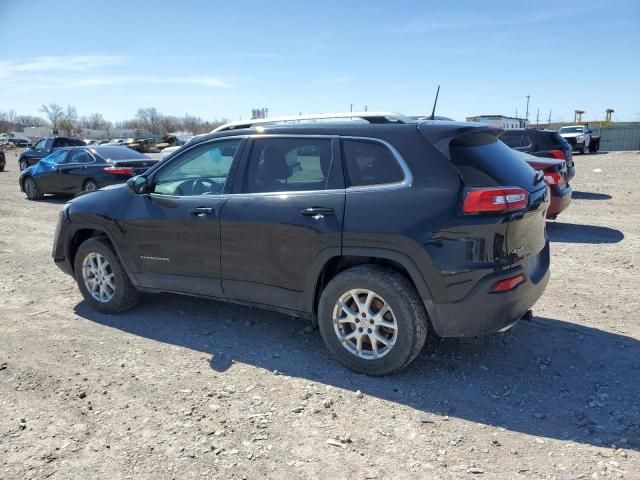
top-left (444, 129), bottom-right (550, 267)
top-left (505, 185), bottom-right (549, 275)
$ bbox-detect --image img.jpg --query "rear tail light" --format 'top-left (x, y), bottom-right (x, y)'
top-left (549, 149), bottom-right (565, 160)
top-left (543, 172), bottom-right (562, 185)
top-left (463, 187), bottom-right (529, 214)
top-left (489, 273), bottom-right (525, 293)
top-left (104, 166), bottom-right (134, 175)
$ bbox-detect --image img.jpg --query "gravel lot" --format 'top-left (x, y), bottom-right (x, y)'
top-left (1, 148), bottom-right (639, 479)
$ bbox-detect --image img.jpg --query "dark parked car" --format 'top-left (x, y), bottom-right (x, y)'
top-left (500, 128), bottom-right (575, 181)
top-left (20, 146), bottom-right (157, 199)
top-left (52, 113), bottom-right (550, 375)
top-left (18, 137), bottom-right (86, 171)
top-left (8, 138), bottom-right (30, 148)
top-left (514, 151), bottom-right (571, 219)
top-left (0, 148), bottom-right (5, 172)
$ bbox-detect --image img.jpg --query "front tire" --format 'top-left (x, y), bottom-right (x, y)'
top-left (318, 265), bottom-right (428, 376)
top-left (23, 177), bottom-right (43, 200)
top-left (74, 238), bottom-right (139, 314)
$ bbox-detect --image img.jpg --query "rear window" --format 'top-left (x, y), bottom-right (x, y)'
top-left (500, 132), bottom-right (522, 148)
top-left (551, 132), bottom-right (571, 148)
top-left (450, 132), bottom-right (538, 190)
top-left (342, 139), bottom-right (404, 187)
top-left (93, 147), bottom-right (147, 160)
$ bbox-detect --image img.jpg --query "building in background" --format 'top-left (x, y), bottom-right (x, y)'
top-left (22, 126), bottom-right (51, 139)
top-left (466, 115), bottom-right (529, 129)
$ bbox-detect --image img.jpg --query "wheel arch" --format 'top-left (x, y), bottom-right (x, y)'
top-left (67, 224), bottom-right (134, 282)
top-left (304, 248), bottom-right (434, 328)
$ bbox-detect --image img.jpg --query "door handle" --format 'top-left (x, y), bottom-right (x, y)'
top-left (189, 207), bottom-right (215, 217)
top-left (300, 207), bottom-right (335, 217)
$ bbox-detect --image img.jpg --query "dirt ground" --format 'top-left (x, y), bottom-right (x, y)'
top-left (1, 148), bottom-right (639, 480)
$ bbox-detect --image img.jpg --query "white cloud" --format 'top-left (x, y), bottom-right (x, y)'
top-left (0, 55), bottom-right (231, 93)
top-left (1, 55), bottom-right (125, 73)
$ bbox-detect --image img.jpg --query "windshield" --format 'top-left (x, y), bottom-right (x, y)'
top-left (559, 127), bottom-right (584, 133)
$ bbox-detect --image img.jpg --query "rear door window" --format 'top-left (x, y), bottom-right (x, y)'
top-left (243, 137), bottom-right (334, 193)
top-left (342, 139), bottom-right (404, 187)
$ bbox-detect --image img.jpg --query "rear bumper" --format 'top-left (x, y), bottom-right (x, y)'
top-left (426, 242), bottom-right (550, 337)
top-left (547, 185), bottom-right (572, 218)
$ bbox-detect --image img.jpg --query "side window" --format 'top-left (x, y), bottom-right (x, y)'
top-left (342, 139), bottom-right (404, 187)
top-left (500, 133), bottom-right (522, 148)
top-left (152, 139), bottom-right (242, 196)
top-left (244, 138), bottom-right (333, 193)
top-left (34, 139), bottom-right (46, 150)
top-left (46, 150), bottom-right (68, 164)
top-left (68, 150), bottom-right (93, 164)
top-left (43, 139), bottom-right (54, 150)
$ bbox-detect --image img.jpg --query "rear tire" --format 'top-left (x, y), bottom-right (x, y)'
top-left (23, 177), bottom-right (43, 200)
top-left (74, 238), bottom-right (139, 314)
top-left (83, 179), bottom-right (98, 193)
top-left (317, 265), bottom-right (428, 376)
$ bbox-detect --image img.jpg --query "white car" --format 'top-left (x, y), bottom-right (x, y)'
top-left (558, 125), bottom-right (591, 153)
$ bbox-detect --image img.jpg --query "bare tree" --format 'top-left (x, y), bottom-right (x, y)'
top-left (39, 103), bottom-right (65, 132)
top-left (58, 106), bottom-right (78, 136)
top-left (15, 115), bottom-right (47, 128)
top-left (80, 113), bottom-right (108, 130)
top-left (136, 107), bottom-right (162, 134)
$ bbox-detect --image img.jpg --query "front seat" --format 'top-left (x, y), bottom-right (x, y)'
top-left (254, 146), bottom-right (290, 192)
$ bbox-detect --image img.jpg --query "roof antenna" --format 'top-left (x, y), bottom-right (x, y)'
top-left (430, 85), bottom-right (440, 120)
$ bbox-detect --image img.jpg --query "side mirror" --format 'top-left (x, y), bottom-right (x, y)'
top-left (127, 175), bottom-right (150, 194)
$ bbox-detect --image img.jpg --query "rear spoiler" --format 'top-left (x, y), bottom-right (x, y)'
top-left (417, 121), bottom-right (503, 160)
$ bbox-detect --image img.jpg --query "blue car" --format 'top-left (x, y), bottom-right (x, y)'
top-left (19, 146), bottom-right (158, 200)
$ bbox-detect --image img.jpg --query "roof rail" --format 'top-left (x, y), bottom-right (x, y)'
top-left (211, 111), bottom-right (411, 133)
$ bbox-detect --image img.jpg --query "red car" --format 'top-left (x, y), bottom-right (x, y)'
top-left (516, 151), bottom-right (571, 219)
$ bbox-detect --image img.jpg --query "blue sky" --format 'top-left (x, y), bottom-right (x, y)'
top-left (1, 0), bottom-right (638, 124)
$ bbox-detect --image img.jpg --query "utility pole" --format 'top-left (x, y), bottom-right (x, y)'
top-left (525, 95), bottom-right (530, 123)
top-left (536, 109), bottom-right (540, 129)
top-left (349, 104), bottom-right (353, 113)
top-left (548, 109), bottom-right (552, 127)
top-left (516, 108), bottom-right (518, 119)
top-left (364, 106), bottom-right (368, 112)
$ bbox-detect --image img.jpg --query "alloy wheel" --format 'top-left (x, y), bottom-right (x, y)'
top-left (24, 178), bottom-right (37, 199)
top-left (332, 289), bottom-right (398, 360)
top-left (82, 252), bottom-right (115, 303)
top-left (84, 181), bottom-right (97, 192)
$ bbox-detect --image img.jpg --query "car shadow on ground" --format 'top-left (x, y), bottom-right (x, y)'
top-left (28, 195), bottom-right (72, 205)
top-left (571, 191), bottom-right (612, 201)
top-left (547, 222), bottom-right (623, 244)
top-left (75, 296), bottom-right (640, 450)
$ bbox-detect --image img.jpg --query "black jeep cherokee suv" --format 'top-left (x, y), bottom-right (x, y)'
top-left (52, 114), bottom-right (550, 375)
